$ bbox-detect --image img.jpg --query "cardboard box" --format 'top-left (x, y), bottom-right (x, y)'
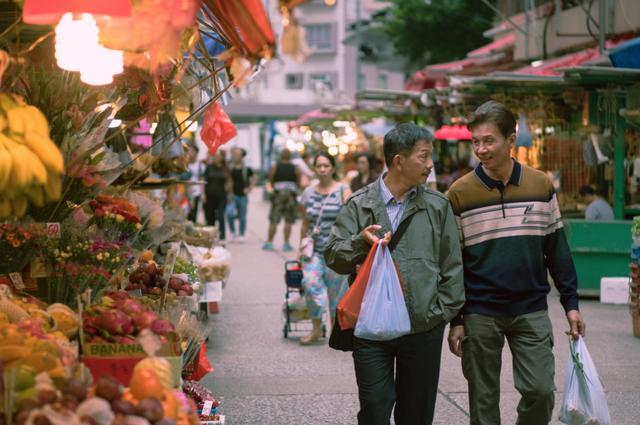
top-left (81, 338), bottom-right (181, 386)
top-left (600, 277), bottom-right (629, 304)
top-left (81, 355), bottom-right (181, 387)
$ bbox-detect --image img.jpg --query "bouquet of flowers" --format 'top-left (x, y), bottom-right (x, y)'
top-left (46, 231), bottom-right (133, 306)
top-left (88, 194), bottom-right (144, 240)
top-left (0, 223), bottom-right (44, 274)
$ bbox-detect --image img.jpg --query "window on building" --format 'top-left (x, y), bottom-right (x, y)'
top-left (285, 73), bottom-right (304, 90)
top-left (305, 23), bottom-right (335, 52)
top-left (309, 73), bottom-right (336, 91)
top-left (377, 74), bottom-right (388, 90)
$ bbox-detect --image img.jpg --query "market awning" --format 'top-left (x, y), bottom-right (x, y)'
top-left (405, 35), bottom-right (517, 91)
top-left (467, 33), bottom-right (515, 58)
top-left (434, 125), bottom-right (472, 140)
top-left (608, 37), bottom-right (640, 69)
top-left (201, 0), bottom-right (276, 60)
top-left (513, 35), bottom-right (633, 76)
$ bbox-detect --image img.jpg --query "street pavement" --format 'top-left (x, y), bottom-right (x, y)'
top-left (203, 190), bottom-right (640, 425)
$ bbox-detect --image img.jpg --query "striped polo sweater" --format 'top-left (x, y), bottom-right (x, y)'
top-left (447, 160), bottom-right (579, 323)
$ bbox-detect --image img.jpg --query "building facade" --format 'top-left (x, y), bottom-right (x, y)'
top-left (219, 0), bottom-right (405, 172)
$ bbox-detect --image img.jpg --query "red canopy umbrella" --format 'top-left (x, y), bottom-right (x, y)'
top-left (434, 125), bottom-right (472, 140)
top-left (202, 0), bottom-right (276, 60)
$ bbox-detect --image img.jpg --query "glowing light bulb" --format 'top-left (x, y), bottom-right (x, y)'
top-left (55, 13), bottom-right (99, 72)
top-left (328, 146), bottom-right (339, 156)
top-left (338, 143), bottom-right (349, 155)
top-left (80, 45), bottom-right (124, 85)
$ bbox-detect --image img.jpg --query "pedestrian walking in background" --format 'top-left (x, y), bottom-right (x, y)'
top-left (579, 185), bottom-right (614, 220)
top-left (263, 148), bottom-right (300, 251)
top-left (325, 123), bottom-right (465, 425)
top-left (227, 147), bottom-right (255, 243)
top-left (349, 153), bottom-right (378, 193)
top-left (447, 101), bottom-right (586, 425)
top-left (203, 150), bottom-right (231, 240)
top-left (187, 147), bottom-right (204, 223)
top-left (298, 152), bottom-right (351, 345)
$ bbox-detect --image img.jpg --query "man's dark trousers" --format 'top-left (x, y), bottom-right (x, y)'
top-left (353, 322), bottom-right (445, 425)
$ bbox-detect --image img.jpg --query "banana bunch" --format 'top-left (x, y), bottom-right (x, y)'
top-left (0, 93), bottom-right (64, 218)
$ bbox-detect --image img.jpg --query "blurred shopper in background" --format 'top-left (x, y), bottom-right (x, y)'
top-left (350, 153), bottom-right (378, 193)
top-left (298, 152), bottom-right (350, 345)
top-left (263, 149), bottom-right (300, 251)
top-left (579, 185), bottom-right (614, 220)
top-left (227, 147), bottom-right (255, 243)
top-left (203, 150), bottom-right (231, 241)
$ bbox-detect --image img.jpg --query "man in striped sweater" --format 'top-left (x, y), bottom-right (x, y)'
top-left (446, 101), bottom-right (586, 425)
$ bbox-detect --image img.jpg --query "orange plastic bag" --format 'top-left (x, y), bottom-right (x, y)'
top-left (201, 102), bottom-right (237, 155)
top-left (337, 241), bottom-right (378, 330)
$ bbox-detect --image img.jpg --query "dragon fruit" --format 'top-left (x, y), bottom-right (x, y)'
top-left (104, 290), bottom-right (130, 301)
top-left (132, 311), bottom-right (158, 331)
top-left (97, 310), bottom-right (134, 335)
top-left (116, 298), bottom-right (144, 316)
top-left (83, 315), bottom-right (100, 335)
top-left (150, 319), bottom-right (175, 335)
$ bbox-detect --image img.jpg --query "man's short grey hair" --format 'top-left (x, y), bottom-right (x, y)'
top-left (383, 123), bottom-right (433, 167)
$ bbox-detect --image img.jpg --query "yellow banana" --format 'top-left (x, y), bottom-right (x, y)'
top-left (23, 105), bottom-right (50, 138)
top-left (0, 135), bottom-right (27, 193)
top-left (2, 137), bottom-right (34, 188)
top-left (16, 144), bottom-right (47, 185)
top-left (22, 131), bottom-right (64, 174)
top-left (0, 198), bottom-right (10, 219)
top-left (0, 138), bottom-right (12, 191)
top-left (24, 185), bottom-right (44, 207)
top-left (11, 195), bottom-right (28, 217)
top-left (44, 170), bottom-right (62, 202)
top-left (5, 106), bottom-right (27, 136)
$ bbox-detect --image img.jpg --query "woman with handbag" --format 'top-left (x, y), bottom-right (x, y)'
top-left (298, 152), bottom-right (351, 345)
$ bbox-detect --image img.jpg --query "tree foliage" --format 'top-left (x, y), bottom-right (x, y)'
top-left (382, 0), bottom-right (496, 73)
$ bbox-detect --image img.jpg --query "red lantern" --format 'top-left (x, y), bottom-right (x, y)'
top-left (23, 0), bottom-right (132, 25)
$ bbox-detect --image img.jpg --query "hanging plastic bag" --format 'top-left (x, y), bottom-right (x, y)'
top-left (559, 336), bottom-right (611, 425)
top-left (354, 243), bottom-right (411, 341)
top-left (337, 241), bottom-right (378, 330)
top-left (201, 102), bottom-right (237, 155)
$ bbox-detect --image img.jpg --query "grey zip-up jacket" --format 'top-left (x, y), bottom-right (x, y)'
top-left (324, 180), bottom-right (465, 333)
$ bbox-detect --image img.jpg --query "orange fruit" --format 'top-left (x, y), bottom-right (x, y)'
top-left (129, 367), bottom-right (164, 401)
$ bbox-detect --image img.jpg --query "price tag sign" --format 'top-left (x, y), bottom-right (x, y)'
top-left (202, 400), bottom-right (214, 416)
top-left (162, 246), bottom-right (179, 283)
top-left (9, 273), bottom-right (25, 290)
top-left (46, 222), bottom-right (61, 238)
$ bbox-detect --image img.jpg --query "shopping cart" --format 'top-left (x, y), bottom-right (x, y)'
top-left (282, 260), bottom-right (327, 339)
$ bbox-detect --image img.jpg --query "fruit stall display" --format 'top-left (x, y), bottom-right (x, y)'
top-left (0, 0), bottom-right (279, 422)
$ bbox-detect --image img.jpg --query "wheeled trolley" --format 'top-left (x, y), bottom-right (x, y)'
top-left (282, 260), bottom-right (326, 339)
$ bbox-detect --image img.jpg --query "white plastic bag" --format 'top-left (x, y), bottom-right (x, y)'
top-left (354, 243), bottom-right (411, 341)
top-left (559, 336), bottom-right (611, 425)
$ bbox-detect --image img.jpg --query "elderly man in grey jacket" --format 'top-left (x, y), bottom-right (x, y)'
top-left (325, 123), bottom-right (465, 425)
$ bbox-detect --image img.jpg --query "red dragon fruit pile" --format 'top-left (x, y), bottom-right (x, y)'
top-left (82, 291), bottom-right (175, 344)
